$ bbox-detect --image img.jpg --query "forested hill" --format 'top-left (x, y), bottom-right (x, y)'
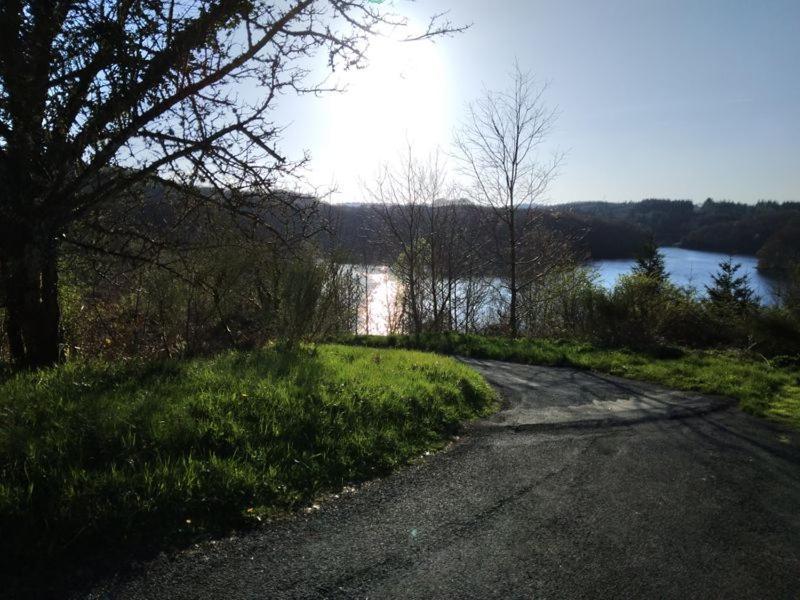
top-left (323, 202), bottom-right (651, 265)
top-left (324, 198), bottom-right (800, 272)
top-left (101, 184), bottom-right (799, 273)
top-left (556, 198), bottom-right (800, 272)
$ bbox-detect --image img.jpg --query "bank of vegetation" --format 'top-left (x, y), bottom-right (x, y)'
top-left (340, 334), bottom-right (800, 429)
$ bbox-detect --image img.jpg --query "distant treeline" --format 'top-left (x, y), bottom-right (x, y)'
top-left (558, 198), bottom-right (800, 272)
top-left (323, 197), bottom-right (800, 272)
top-left (112, 188), bottom-right (800, 273)
top-left (323, 202), bottom-right (651, 265)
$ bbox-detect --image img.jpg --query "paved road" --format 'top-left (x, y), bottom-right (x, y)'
top-left (84, 359), bottom-right (800, 599)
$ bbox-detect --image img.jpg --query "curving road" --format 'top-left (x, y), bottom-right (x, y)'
top-left (83, 358), bottom-right (800, 599)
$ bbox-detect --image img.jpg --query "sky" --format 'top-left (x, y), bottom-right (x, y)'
top-left (272, 0), bottom-right (800, 204)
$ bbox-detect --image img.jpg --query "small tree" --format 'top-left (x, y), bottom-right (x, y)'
top-left (368, 147), bottom-right (462, 334)
top-left (632, 238), bottom-right (668, 283)
top-left (454, 63), bottom-right (562, 337)
top-left (706, 258), bottom-right (758, 311)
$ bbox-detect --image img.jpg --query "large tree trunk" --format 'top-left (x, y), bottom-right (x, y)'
top-left (1, 235), bottom-right (62, 368)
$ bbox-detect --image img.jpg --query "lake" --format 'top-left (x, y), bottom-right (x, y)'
top-left (358, 248), bottom-right (781, 334)
top-left (592, 247), bottom-right (780, 304)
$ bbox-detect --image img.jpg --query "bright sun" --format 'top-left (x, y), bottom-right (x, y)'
top-left (320, 35), bottom-right (450, 198)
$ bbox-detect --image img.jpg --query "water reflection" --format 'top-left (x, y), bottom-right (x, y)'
top-left (358, 266), bottom-right (400, 335)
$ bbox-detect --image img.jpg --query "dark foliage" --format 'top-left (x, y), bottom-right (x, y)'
top-left (706, 259), bottom-right (758, 310)
top-left (632, 238), bottom-right (668, 282)
top-left (323, 202), bottom-right (650, 269)
top-left (560, 197), bottom-right (800, 267)
top-left (758, 222), bottom-right (800, 273)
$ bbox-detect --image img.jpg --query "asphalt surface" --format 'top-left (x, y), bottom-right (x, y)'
top-left (82, 358), bottom-right (800, 599)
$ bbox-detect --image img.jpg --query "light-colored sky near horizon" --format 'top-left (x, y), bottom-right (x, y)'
top-left (272, 0), bottom-right (799, 204)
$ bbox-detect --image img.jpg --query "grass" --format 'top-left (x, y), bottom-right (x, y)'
top-left (0, 343), bottom-right (495, 587)
top-left (339, 333), bottom-right (800, 429)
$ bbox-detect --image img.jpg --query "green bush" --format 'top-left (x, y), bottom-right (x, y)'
top-left (518, 267), bottom-right (600, 339)
top-left (588, 274), bottom-right (693, 349)
top-left (56, 246), bottom-right (362, 361)
top-left (749, 308), bottom-right (800, 357)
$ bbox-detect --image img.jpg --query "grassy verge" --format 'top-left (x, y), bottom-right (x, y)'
top-left (339, 334), bottom-right (800, 429)
top-left (0, 344), bottom-right (494, 587)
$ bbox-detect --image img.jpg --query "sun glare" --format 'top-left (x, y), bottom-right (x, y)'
top-left (321, 34), bottom-right (450, 199)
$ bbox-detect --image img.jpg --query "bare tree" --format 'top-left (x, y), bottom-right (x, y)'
top-left (436, 199), bottom-right (493, 333)
top-left (454, 64), bottom-right (562, 336)
top-left (367, 146), bottom-right (457, 334)
top-left (0, 0), bottom-right (463, 367)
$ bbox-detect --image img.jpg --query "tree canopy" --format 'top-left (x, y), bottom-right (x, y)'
top-left (0, 0), bottom-right (461, 366)
top-left (706, 258), bottom-right (758, 311)
top-left (632, 237), bottom-right (668, 283)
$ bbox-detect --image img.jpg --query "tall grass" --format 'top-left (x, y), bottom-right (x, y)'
top-left (339, 333), bottom-right (800, 429)
top-left (0, 344), bottom-right (494, 576)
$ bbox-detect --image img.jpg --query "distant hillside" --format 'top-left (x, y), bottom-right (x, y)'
top-left (556, 198), bottom-right (800, 272)
top-left (85, 180), bottom-right (800, 274)
top-left (322, 202), bottom-right (650, 266)
top-left (324, 197), bottom-right (800, 272)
